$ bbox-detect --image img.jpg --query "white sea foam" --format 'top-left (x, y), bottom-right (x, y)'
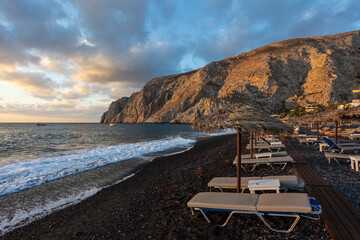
top-left (0, 136), bottom-right (195, 196)
top-left (0, 170), bottom-right (140, 235)
top-left (0, 188), bottom-right (100, 235)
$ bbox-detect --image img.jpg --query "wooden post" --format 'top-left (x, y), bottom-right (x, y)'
top-left (250, 131), bottom-right (254, 159)
top-left (236, 128), bottom-right (241, 193)
top-left (254, 131), bottom-right (257, 145)
top-left (316, 121), bottom-right (319, 140)
top-left (335, 120), bottom-right (338, 143)
top-left (306, 124), bottom-right (308, 135)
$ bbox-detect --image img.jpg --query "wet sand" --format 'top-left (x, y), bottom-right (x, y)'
top-left (2, 134), bottom-right (331, 239)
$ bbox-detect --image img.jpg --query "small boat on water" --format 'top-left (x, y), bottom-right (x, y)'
top-left (109, 123), bottom-right (116, 126)
top-left (36, 123), bottom-right (46, 126)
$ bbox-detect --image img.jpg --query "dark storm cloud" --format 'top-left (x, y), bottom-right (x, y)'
top-left (0, 0), bottom-right (80, 54)
top-left (69, 0), bottom-right (184, 84)
top-left (0, 0), bottom-right (359, 98)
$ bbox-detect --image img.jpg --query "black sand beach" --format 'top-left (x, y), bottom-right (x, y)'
top-left (289, 137), bottom-right (360, 211)
top-left (2, 134), bottom-right (331, 239)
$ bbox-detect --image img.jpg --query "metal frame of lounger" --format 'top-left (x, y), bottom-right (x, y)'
top-left (240, 158), bottom-right (294, 172)
top-left (190, 197), bottom-right (321, 233)
top-left (248, 145), bottom-right (285, 153)
top-left (241, 161), bottom-right (271, 172)
top-left (232, 152), bottom-right (289, 165)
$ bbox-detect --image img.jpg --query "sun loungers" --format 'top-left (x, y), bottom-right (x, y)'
top-left (323, 137), bottom-right (360, 154)
top-left (246, 137), bottom-right (285, 153)
top-left (187, 133), bottom-right (323, 234)
top-left (236, 155), bottom-right (295, 171)
top-left (187, 192), bottom-right (321, 233)
top-left (349, 133), bottom-right (360, 140)
top-left (232, 151), bottom-right (288, 164)
top-left (208, 175), bottom-right (304, 192)
top-left (246, 144), bottom-right (285, 153)
top-left (324, 152), bottom-right (351, 164)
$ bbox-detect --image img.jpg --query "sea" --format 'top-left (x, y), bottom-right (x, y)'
top-left (0, 123), bottom-right (231, 234)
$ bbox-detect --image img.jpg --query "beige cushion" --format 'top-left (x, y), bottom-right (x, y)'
top-left (208, 177), bottom-right (262, 189)
top-left (256, 193), bottom-right (311, 213)
top-left (187, 192), bottom-right (259, 211)
top-left (233, 156), bottom-right (257, 165)
top-left (262, 175), bottom-right (299, 188)
top-left (324, 152), bottom-right (350, 159)
top-left (268, 156), bottom-right (294, 163)
top-left (268, 144), bottom-right (285, 148)
top-left (233, 152), bottom-right (283, 165)
top-left (242, 158), bottom-right (269, 164)
top-left (270, 151), bottom-right (288, 157)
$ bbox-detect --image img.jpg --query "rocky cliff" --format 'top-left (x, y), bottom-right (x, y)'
top-left (101, 30), bottom-right (360, 123)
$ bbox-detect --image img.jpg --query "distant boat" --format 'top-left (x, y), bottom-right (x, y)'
top-left (109, 123), bottom-right (116, 126)
top-left (36, 123), bottom-right (46, 126)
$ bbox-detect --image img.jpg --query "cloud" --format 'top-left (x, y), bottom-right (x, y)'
top-left (0, 0), bottom-right (80, 53)
top-left (0, 100), bottom-right (107, 122)
top-left (0, 0), bottom-right (360, 122)
top-left (70, 41), bottom-right (185, 85)
top-left (191, 0), bottom-right (360, 62)
top-left (0, 69), bottom-right (56, 99)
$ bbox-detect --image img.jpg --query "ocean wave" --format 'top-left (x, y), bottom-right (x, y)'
top-left (0, 137), bottom-right (195, 196)
top-left (0, 188), bottom-right (100, 235)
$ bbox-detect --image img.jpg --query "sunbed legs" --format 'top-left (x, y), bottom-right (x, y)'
top-left (256, 212), bottom-right (301, 233)
top-left (328, 157), bottom-right (340, 165)
top-left (241, 163), bottom-right (258, 172)
top-left (198, 208), bottom-right (211, 223)
top-left (191, 208), bottom-right (305, 233)
top-left (267, 163), bottom-right (275, 169)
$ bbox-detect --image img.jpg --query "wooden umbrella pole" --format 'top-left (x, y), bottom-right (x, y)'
top-left (236, 128), bottom-right (241, 193)
top-left (316, 121), bottom-right (319, 140)
top-left (335, 120), bottom-right (338, 143)
top-left (250, 131), bottom-right (254, 159)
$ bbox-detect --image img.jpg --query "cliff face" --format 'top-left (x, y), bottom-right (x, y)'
top-left (101, 30), bottom-right (360, 123)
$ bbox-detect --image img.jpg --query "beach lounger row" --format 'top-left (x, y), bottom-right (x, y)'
top-left (234, 151), bottom-right (288, 161)
top-left (246, 144), bottom-right (285, 152)
top-left (208, 175), bottom-right (304, 192)
top-left (323, 137), bottom-right (360, 154)
top-left (187, 136), bottom-right (322, 233)
top-left (188, 192), bottom-right (321, 233)
top-left (324, 152), bottom-right (351, 164)
top-left (232, 155), bottom-right (295, 171)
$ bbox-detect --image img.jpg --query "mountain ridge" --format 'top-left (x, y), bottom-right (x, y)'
top-left (101, 30), bottom-right (360, 123)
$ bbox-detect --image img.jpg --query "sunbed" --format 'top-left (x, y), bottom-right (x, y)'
top-left (349, 133), bottom-right (360, 140)
top-left (299, 137), bottom-right (318, 145)
top-left (259, 136), bottom-right (282, 145)
top-left (341, 127), bottom-right (360, 138)
top-left (187, 192), bottom-right (321, 233)
top-left (323, 137), bottom-right (360, 154)
top-left (208, 175), bottom-right (304, 192)
top-left (324, 152), bottom-right (351, 164)
top-left (232, 151), bottom-right (288, 164)
top-left (246, 144), bottom-right (285, 153)
top-left (238, 156), bottom-right (295, 171)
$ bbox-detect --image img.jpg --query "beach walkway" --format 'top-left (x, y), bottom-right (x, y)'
top-left (284, 139), bottom-right (360, 240)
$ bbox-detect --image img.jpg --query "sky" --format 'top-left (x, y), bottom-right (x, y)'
top-left (0, 0), bottom-right (359, 122)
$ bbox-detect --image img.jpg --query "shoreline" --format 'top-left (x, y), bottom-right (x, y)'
top-left (0, 157), bottom-right (147, 235)
top-left (0, 136), bottom-right (200, 235)
top-left (2, 134), bottom-right (331, 239)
